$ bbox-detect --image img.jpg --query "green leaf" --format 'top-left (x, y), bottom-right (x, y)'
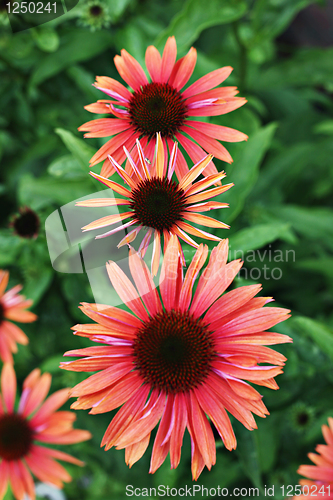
top-left (29, 28), bottom-right (113, 87)
top-left (266, 205), bottom-right (333, 250)
top-left (55, 128), bottom-right (96, 170)
top-left (313, 120), bottom-right (333, 135)
top-left (229, 223), bottom-right (291, 254)
top-left (23, 266), bottom-right (53, 305)
top-left (154, 0), bottom-right (248, 53)
top-left (290, 316), bottom-right (333, 361)
top-left (40, 354), bottom-right (66, 374)
top-left (105, 0), bottom-right (134, 21)
top-left (222, 123), bottom-right (277, 223)
top-left (18, 174), bottom-right (94, 210)
top-left (251, 0), bottom-right (314, 42)
top-left (257, 48), bottom-right (333, 90)
top-left (296, 258), bottom-right (333, 280)
top-left (31, 27), bottom-right (60, 52)
top-left (48, 154), bottom-right (87, 179)
top-left (0, 233), bottom-right (24, 266)
top-left (67, 65), bottom-right (100, 101)
top-left (255, 415), bottom-right (280, 473)
top-left (234, 422), bottom-right (264, 491)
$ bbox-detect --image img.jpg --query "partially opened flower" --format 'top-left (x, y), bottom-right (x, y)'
top-left (77, 135), bottom-right (233, 275)
top-left (0, 270), bottom-right (37, 364)
top-left (295, 418), bottom-right (333, 498)
top-left (9, 207), bottom-right (40, 239)
top-left (0, 364), bottom-right (91, 500)
top-left (62, 236), bottom-right (291, 480)
top-left (78, 36), bottom-right (247, 179)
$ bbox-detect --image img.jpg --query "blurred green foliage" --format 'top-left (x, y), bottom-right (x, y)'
top-left (1, 0), bottom-right (333, 498)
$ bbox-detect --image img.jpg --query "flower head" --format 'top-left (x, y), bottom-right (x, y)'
top-left (10, 207), bottom-right (40, 240)
top-left (295, 418), bottom-right (333, 498)
top-left (77, 135), bottom-right (232, 275)
top-left (62, 236), bottom-right (291, 480)
top-left (0, 270), bottom-right (37, 364)
top-left (79, 36), bottom-right (247, 179)
top-left (0, 364), bottom-right (91, 500)
top-left (78, 0), bottom-right (110, 31)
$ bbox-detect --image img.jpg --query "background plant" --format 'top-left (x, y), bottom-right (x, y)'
top-left (0, 0), bottom-right (333, 498)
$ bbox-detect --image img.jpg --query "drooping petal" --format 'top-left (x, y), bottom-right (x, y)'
top-left (0, 270), bottom-right (9, 297)
top-left (159, 235), bottom-right (180, 311)
top-left (150, 394), bottom-right (174, 473)
top-left (128, 247), bottom-right (162, 317)
top-left (1, 363), bottom-right (16, 412)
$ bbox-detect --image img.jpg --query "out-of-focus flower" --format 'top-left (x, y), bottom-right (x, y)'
top-left (0, 364), bottom-right (91, 500)
top-left (78, 0), bottom-right (110, 31)
top-left (289, 401), bottom-right (315, 433)
top-left (79, 36), bottom-right (247, 178)
top-left (9, 207), bottom-right (40, 240)
top-left (0, 270), bottom-right (37, 363)
top-left (77, 135), bottom-right (232, 274)
top-left (62, 236), bottom-right (291, 480)
top-left (295, 418), bottom-right (333, 499)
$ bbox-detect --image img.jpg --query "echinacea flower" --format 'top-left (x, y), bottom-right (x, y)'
top-left (62, 236), bottom-right (291, 480)
top-left (294, 418), bottom-right (333, 498)
top-left (77, 134), bottom-right (233, 275)
top-left (0, 270), bottom-right (37, 364)
top-left (10, 207), bottom-right (40, 239)
top-left (0, 363), bottom-right (91, 500)
top-left (78, 36), bottom-right (247, 179)
top-left (78, 0), bottom-right (111, 32)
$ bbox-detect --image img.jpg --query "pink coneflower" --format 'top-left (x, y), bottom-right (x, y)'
top-left (295, 418), bottom-right (333, 498)
top-left (0, 363), bottom-right (91, 500)
top-left (78, 36), bottom-right (247, 179)
top-left (77, 135), bottom-right (232, 275)
top-left (62, 236), bottom-right (291, 480)
top-left (0, 270), bottom-right (37, 364)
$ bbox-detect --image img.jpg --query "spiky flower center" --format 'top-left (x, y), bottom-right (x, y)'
top-left (12, 208), bottom-right (40, 239)
top-left (0, 414), bottom-right (34, 461)
top-left (129, 83), bottom-right (187, 138)
top-left (133, 310), bottom-right (216, 394)
top-left (129, 177), bottom-right (187, 232)
top-left (89, 4), bottom-right (102, 16)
